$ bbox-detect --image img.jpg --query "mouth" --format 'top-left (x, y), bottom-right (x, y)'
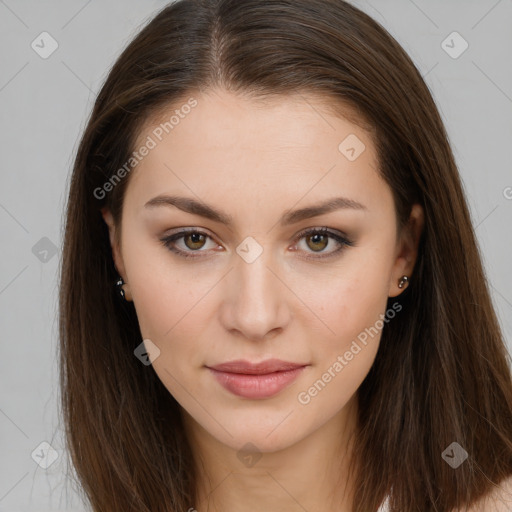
top-left (206, 359), bottom-right (309, 399)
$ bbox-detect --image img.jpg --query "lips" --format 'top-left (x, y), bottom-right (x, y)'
top-left (206, 359), bottom-right (309, 399)
top-left (208, 359), bottom-right (307, 374)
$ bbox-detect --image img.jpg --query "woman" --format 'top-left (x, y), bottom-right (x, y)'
top-left (59, 0), bottom-right (512, 510)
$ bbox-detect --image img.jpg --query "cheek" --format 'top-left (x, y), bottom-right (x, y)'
top-left (294, 273), bottom-right (389, 429)
top-left (302, 250), bottom-right (393, 349)
top-left (131, 272), bottom-right (214, 356)
top-left (121, 230), bottom-right (207, 339)
top-left (127, 257), bottom-right (210, 400)
top-left (294, 246), bottom-right (393, 417)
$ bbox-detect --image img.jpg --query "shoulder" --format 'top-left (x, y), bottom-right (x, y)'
top-left (461, 475), bottom-right (512, 512)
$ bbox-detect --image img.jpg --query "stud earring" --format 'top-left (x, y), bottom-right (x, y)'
top-left (398, 275), bottom-right (409, 289)
top-left (115, 276), bottom-right (127, 300)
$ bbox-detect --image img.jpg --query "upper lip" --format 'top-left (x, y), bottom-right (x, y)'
top-left (207, 359), bottom-right (308, 375)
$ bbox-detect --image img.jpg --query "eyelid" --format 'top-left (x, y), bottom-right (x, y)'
top-left (293, 226), bottom-right (351, 243)
top-left (291, 226), bottom-right (354, 259)
top-left (159, 227), bottom-right (220, 259)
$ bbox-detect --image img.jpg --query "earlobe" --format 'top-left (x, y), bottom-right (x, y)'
top-left (389, 273), bottom-right (410, 297)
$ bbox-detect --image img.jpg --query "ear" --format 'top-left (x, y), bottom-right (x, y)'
top-left (101, 207), bottom-right (131, 300)
top-left (388, 203), bottom-right (424, 297)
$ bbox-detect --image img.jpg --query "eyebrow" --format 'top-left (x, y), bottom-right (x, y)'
top-left (144, 195), bottom-right (367, 226)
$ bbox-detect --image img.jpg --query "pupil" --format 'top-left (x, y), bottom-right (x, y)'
top-left (309, 234), bottom-right (327, 251)
top-left (187, 233), bottom-right (205, 249)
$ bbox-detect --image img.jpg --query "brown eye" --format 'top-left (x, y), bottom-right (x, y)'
top-left (160, 229), bottom-right (218, 259)
top-left (160, 227), bottom-right (354, 261)
top-left (305, 232), bottom-right (329, 252)
top-left (183, 232), bottom-right (207, 250)
top-left (293, 227), bottom-right (354, 259)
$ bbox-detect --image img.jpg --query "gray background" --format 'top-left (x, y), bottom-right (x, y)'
top-left (0, 1), bottom-right (511, 510)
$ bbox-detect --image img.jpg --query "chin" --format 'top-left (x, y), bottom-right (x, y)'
top-left (205, 413), bottom-right (311, 454)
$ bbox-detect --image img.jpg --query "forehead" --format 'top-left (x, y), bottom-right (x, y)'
top-left (125, 88), bottom-right (390, 219)
top-left (136, 88), bottom-right (374, 153)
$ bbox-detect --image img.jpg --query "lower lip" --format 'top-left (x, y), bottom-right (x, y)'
top-left (208, 367), bottom-right (307, 399)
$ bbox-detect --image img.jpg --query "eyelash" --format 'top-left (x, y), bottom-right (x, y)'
top-left (159, 227), bottom-right (354, 260)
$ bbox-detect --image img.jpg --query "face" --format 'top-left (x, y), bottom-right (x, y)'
top-left (102, 88), bottom-right (422, 454)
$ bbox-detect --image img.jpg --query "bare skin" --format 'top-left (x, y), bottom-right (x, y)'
top-left (102, 88), bottom-right (424, 512)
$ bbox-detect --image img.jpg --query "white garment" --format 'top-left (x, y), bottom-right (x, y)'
top-left (377, 495), bottom-right (390, 512)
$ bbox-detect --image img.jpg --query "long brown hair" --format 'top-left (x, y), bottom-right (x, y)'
top-left (59, 0), bottom-right (512, 510)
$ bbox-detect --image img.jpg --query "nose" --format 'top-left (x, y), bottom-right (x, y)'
top-left (219, 248), bottom-right (291, 342)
